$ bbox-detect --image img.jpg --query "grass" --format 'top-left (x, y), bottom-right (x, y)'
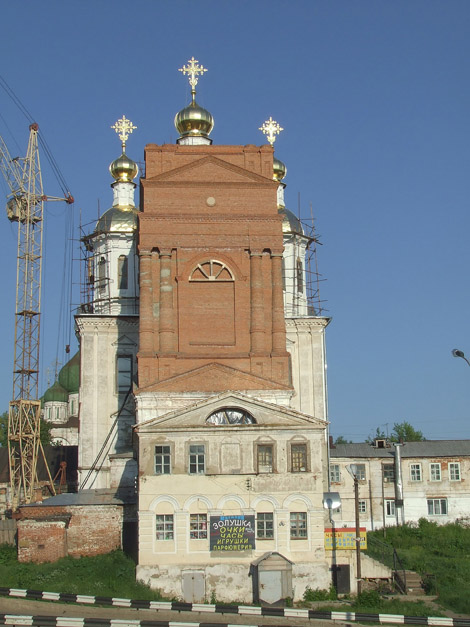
top-left (0, 545), bottom-right (163, 600)
top-left (367, 519), bottom-right (470, 615)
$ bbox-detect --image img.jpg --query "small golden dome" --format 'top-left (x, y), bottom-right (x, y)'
top-left (109, 152), bottom-right (138, 182)
top-left (95, 206), bottom-right (138, 234)
top-left (175, 99), bottom-right (214, 138)
top-left (273, 156), bottom-right (287, 181)
top-left (279, 207), bottom-right (304, 235)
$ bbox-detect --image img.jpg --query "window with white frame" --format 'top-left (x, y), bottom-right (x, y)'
top-left (430, 463), bottom-right (441, 481)
top-left (330, 464), bottom-right (341, 483)
top-left (189, 444), bottom-right (205, 474)
top-left (410, 463), bottom-right (422, 481)
top-left (427, 498), bottom-right (447, 516)
top-left (257, 444), bottom-right (274, 473)
top-left (291, 443), bottom-right (308, 472)
top-left (290, 512), bottom-right (308, 539)
top-left (155, 514), bottom-right (174, 540)
top-left (385, 499), bottom-right (396, 517)
top-left (189, 514), bottom-right (207, 539)
top-left (449, 462), bottom-right (461, 481)
top-left (383, 464), bottom-right (395, 482)
top-left (355, 464), bottom-right (366, 481)
top-left (359, 500), bottom-right (367, 513)
top-left (155, 445), bottom-right (171, 475)
top-left (116, 355), bottom-right (132, 394)
top-left (256, 513), bottom-right (274, 539)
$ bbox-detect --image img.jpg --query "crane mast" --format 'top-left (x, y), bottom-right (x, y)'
top-left (1, 123), bottom-right (71, 508)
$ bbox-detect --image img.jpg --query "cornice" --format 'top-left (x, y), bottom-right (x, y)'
top-left (285, 317), bottom-right (331, 329)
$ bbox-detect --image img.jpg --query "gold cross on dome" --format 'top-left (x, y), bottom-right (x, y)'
top-left (259, 117), bottom-right (284, 146)
top-left (178, 56), bottom-right (208, 89)
top-left (111, 115), bottom-right (137, 149)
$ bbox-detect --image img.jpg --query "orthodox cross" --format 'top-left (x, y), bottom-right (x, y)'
top-left (179, 57), bottom-right (208, 99)
top-left (259, 117), bottom-right (284, 145)
top-left (111, 115), bottom-right (137, 150)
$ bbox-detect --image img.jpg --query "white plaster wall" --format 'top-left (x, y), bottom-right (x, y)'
top-left (283, 234), bottom-right (308, 317)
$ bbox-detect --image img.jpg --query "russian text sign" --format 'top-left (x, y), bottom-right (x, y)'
top-left (210, 515), bottom-right (255, 551)
top-left (324, 527), bottom-right (367, 550)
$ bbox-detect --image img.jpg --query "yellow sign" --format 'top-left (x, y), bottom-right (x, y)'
top-left (324, 527), bottom-right (367, 550)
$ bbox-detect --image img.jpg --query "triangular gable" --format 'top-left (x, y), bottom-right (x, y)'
top-left (112, 334), bottom-right (137, 348)
top-left (145, 155), bottom-right (275, 185)
top-left (136, 362), bottom-right (291, 394)
top-left (136, 390), bottom-right (328, 432)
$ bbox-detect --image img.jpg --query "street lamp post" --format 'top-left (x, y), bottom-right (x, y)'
top-left (346, 464), bottom-right (362, 596)
top-left (452, 349), bottom-right (470, 368)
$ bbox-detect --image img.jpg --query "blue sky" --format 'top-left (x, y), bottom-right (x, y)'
top-left (0, 1), bottom-right (469, 441)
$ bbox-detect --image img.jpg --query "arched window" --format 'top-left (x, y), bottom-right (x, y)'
top-left (118, 254), bottom-right (128, 290)
top-left (190, 260), bottom-right (234, 282)
top-left (296, 258), bottom-right (303, 293)
top-left (98, 257), bottom-right (106, 293)
top-left (206, 408), bottom-right (256, 425)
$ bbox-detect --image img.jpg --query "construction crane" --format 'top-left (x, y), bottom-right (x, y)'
top-left (0, 122), bottom-right (73, 509)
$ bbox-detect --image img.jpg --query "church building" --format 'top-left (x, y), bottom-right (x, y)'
top-left (75, 58), bottom-right (331, 603)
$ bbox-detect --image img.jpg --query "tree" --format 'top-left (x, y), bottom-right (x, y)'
top-left (0, 410), bottom-right (53, 447)
top-left (366, 421), bottom-right (425, 444)
top-left (334, 435), bottom-right (352, 445)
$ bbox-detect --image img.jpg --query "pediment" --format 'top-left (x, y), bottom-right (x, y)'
top-left (136, 390), bottom-right (328, 432)
top-left (112, 334), bottom-right (137, 348)
top-left (136, 362), bottom-right (291, 394)
top-left (146, 155), bottom-right (274, 185)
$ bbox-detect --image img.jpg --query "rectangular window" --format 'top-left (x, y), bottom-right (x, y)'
top-left (291, 443), bottom-right (307, 472)
top-left (359, 500), bottom-right (367, 513)
top-left (189, 514), bottom-right (207, 539)
top-left (383, 464), bottom-right (395, 482)
top-left (330, 464), bottom-right (341, 483)
top-left (156, 514), bottom-right (174, 540)
top-left (450, 462), bottom-right (461, 481)
top-left (257, 512), bottom-right (274, 539)
top-left (116, 355), bottom-right (132, 393)
top-left (355, 464), bottom-right (366, 481)
top-left (290, 512), bottom-right (308, 539)
top-left (430, 463), bottom-right (441, 481)
top-left (385, 499), bottom-right (396, 517)
top-left (189, 444), bottom-right (205, 474)
top-left (258, 444), bottom-right (273, 473)
top-left (410, 463), bottom-right (422, 482)
top-left (155, 445), bottom-right (171, 475)
top-left (427, 498), bottom-right (448, 516)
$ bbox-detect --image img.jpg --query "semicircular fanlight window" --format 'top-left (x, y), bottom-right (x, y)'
top-left (206, 408), bottom-right (256, 425)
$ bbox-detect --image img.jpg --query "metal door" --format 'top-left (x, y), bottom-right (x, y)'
top-left (182, 571), bottom-right (205, 603)
top-left (259, 569), bottom-right (282, 604)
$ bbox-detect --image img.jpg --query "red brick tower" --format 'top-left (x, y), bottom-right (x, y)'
top-left (137, 59), bottom-right (291, 395)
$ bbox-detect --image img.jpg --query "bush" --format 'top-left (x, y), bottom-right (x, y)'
top-left (303, 585), bottom-right (337, 602)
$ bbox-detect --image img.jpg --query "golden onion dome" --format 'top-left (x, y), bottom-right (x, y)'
top-left (273, 156), bottom-right (287, 181)
top-left (95, 206), bottom-right (138, 234)
top-left (109, 152), bottom-right (139, 182)
top-left (279, 207), bottom-right (304, 235)
top-left (175, 99), bottom-right (214, 138)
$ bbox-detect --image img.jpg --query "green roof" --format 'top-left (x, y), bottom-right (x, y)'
top-left (43, 380), bottom-right (69, 403)
top-left (58, 351), bottom-right (80, 393)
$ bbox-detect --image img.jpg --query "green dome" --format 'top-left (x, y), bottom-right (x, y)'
top-left (58, 351), bottom-right (80, 393)
top-left (43, 380), bottom-right (69, 403)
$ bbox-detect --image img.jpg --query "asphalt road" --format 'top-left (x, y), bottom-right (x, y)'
top-left (0, 596), bottom-right (351, 626)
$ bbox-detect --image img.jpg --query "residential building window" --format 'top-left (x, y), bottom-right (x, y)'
top-left (155, 445), bottom-right (171, 475)
top-left (355, 464), bottom-right (366, 481)
top-left (385, 500), bottom-right (396, 517)
top-left (189, 514), bottom-right (207, 539)
top-left (290, 512), bottom-right (308, 539)
top-left (257, 444), bottom-right (274, 473)
top-left (410, 463), bottom-right (422, 481)
top-left (427, 498), bottom-right (447, 516)
top-left (359, 500), bottom-right (367, 513)
top-left (156, 514), bottom-right (174, 540)
top-left (450, 462), bottom-right (461, 481)
top-left (383, 464), bottom-right (395, 482)
top-left (116, 355), bottom-right (132, 393)
top-left (257, 513), bottom-right (274, 539)
top-left (330, 464), bottom-right (341, 483)
top-left (118, 254), bottom-right (128, 290)
top-left (189, 444), bottom-right (205, 474)
top-left (430, 463), bottom-right (441, 482)
top-left (291, 443), bottom-right (308, 472)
